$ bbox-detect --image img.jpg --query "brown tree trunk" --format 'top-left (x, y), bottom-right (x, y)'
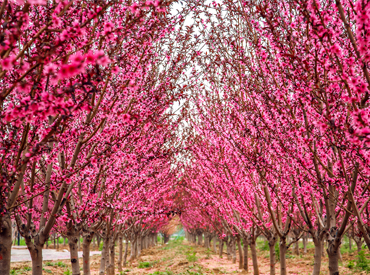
top-left (68, 233), bottom-right (81, 275)
top-left (0, 213), bottom-right (12, 275)
top-left (197, 233), bottom-right (202, 246)
top-left (243, 237), bottom-right (248, 272)
top-left (123, 240), bottom-right (129, 267)
top-left (213, 235), bottom-right (217, 253)
top-left (137, 236), bottom-right (142, 258)
top-left (99, 239), bottom-right (108, 275)
top-left (232, 237), bottom-right (236, 264)
top-left (118, 236), bottom-right (123, 273)
top-left (279, 237), bottom-right (287, 275)
top-left (237, 237), bottom-right (243, 269)
top-left (303, 235), bottom-right (307, 254)
top-left (219, 238), bottom-right (224, 258)
top-left (312, 237), bottom-right (323, 275)
top-left (295, 240), bottom-right (300, 256)
top-left (107, 239), bottom-right (115, 275)
top-left (129, 237), bottom-right (136, 261)
top-left (348, 235), bottom-right (352, 251)
top-left (29, 245), bottom-right (44, 275)
top-left (268, 237), bottom-right (277, 275)
top-left (82, 232), bottom-right (93, 275)
top-left (250, 238), bottom-right (259, 275)
top-left (327, 248), bottom-right (340, 275)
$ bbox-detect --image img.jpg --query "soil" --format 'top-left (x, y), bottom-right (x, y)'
top-left (10, 240), bottom-right (368, 274)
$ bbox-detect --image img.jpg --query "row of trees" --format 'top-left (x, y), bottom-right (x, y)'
top-left (177, 0), bottom-right (370, 275)
top-left (0, 0), bottom-right (196, 274)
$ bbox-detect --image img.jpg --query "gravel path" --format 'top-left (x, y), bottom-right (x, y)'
top-left (11, 246), bottom-right (101, 262)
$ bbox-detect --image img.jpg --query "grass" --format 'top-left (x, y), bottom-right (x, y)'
top-left (185, 247), bottom-right (198, 262)
top-left (14, 237), bottom-right (67, 246)
top-left (44, 261), bottom-right (67, 267)
top-left (138, 261), bottom-right (153, 268)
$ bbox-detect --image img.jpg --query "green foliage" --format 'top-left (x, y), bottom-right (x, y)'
top-left (10, 270), bottom-right (16, 275)
top-left (99, 242), bottom-right (104, 251)
top-left (261, 241), bottom-right (269, 251)
top-left (186, 248), bottom-right (197, 262)
top-left (64, 269), bottom-right (72, 275)
top-left (45, 261), bottom-right (67, 267)
top-left (356, 250), bottom-right (370, 271)
top-left (23, 267), bottom-right (32, 271)
top-left (138, 261), bottom-right (152, 268)
top-left (43, 268), bottom-right (53, 274)
top-left (347, 260), bottom-right (355, 269)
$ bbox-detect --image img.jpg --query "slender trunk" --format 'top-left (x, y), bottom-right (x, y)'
top-left (107, 240), bottom-right (115, 275)
top-left (250, 239), bottom-right (259, 275)
top-left (99, 239), bottom-right (108, 275)
top-left (29, 245), bottom-right (43, 275)
top-left (82, 232), bottom-right (93, 275)
top-left (232, 237), bottom-right (236, 264)
top-left (213, 236), bottom-right (217, 253)
top-left (123, 241), bottom-right (128, 267)
top-left (321, 238), bottom-right (325, 257)
top-left (68, 234), bottom-right (81, 275)
top-left (227, 238), bottom-right (232, 260)
top-left (268, 239), bottom-right (276, 275)
top-left (237, 237), bottom-right (243, 270)
top-left (295, 240), bottom-right (300, 255)
top-left (303, 235), bottom-right (307, 254)
top-left (0, 213), bottom-right (12, 274)
top-left (104, 237), bottom-right (110, 274)
top-left (243, 237), bottom-right (248, 272)
top-left (219, 239), bottom-right (224, 258)
top-left (197, 233), bottom-right (202, 246)
top-left (129, 237), bottom-right (136, 261)
top-left (348, 235), bottom-right (352, 251)
top-left (312, 237), bottom-right (323, 275)
top-left (137, 236), bottom-right (142, 258)
top-left (279, 237), bottom-right (287, 275)
top-left (118, 236), bottom-right (123, 272)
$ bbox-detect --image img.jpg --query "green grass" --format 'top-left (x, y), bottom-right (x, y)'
top-left (44, 261), bottom-right (67, 267)
top-left (138, 261), bottom-right (152, 268)
top-left (148, 271), bottom-right (174, 275)
top-left (185, 247), bottom-right (198, 262)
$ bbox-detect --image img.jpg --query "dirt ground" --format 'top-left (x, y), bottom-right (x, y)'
top-left (10, 239), bottom-right (369, 274)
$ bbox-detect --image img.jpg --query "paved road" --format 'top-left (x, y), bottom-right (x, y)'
top-left (11, 247), bottom-right (101, 262)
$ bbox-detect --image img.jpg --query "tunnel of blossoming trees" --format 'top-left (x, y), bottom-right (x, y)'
top-left (0, 0), bottom-right (370, 275)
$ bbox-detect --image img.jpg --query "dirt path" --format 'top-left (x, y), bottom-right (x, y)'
top-left (10, 239), bottom-right (365, 274)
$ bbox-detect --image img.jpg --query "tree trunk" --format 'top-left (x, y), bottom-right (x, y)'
top-left (303, 235), bottom-right (307, 254)
top-left (219, 239), bottom-right (224, 258)
top-left (197, 233), bottom-right (202, 246)
top-left (68, 233), bottom-right (81, 275)
top-left (129, 237), bottom-right (136, 261)
top-left (29, 245), bottom-right (44, 275)
top-left (312, 237), bottom-right (323, 275)
top-left (268, 238), bottom-right (276, 275)
top-left (348, 235), bottom-right (352, 251)
top-left (250, 239), bottom-right (259, 275)
top-left (279, 237), bottom-right (287, 275)
top-left (0, 213), bottom-right (12, 275)
top-left (99, 239), bottom-right (108, 275)
top-left (118, 236), bottom-right (123, 273)
top-left (82, 232), bottom-right (93, 275)
top-left (295, 240), bottom-right (300, 256)
top-left (237, 237), bottom-right (243, 270)
top-left (107, 239), bottom-right (115, 275)
top-left (243, 237), bottom-right (248, 272)
top-left (123, 240), bottom-right (129, 267)
top-left (227, 238), bottom-right (232, 260)
top-left (137, 236), bottom-right (142, 258)
top-left (213, 236), bottom-right (217, 253)
top-left (327, 248), bottom-right (340, 275)
top-left (232, 237), bottom-right (236, 264)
